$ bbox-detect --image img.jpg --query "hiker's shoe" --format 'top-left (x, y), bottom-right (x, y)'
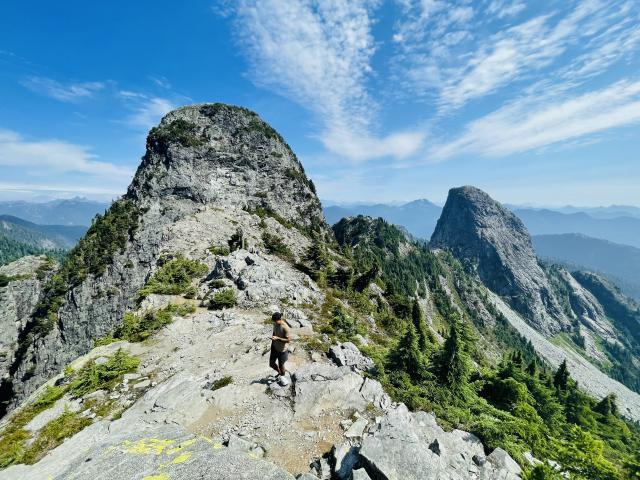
top-left (278, 375), bottom-right (290, 387)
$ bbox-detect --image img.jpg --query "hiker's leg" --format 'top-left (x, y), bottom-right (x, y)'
top-left (269, 348), bottom-right (279, 373)
top-left (278, 351), bottom-right (288, 376)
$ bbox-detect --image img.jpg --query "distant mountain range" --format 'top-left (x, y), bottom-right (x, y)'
top-left (0, 198), bottom-right (109, 226)
top-left (0, 215), bottom-right (86, 250)
top-left (554, 205), bottom-right (640, 219)
top-left (533, 234), bottom-right (640, 302)
top-left (324, 199), bottom-right (442, 240)
top-left (323, 200), bottom-right (640, 248)
top-left (513, 208), bottom-right (640, 249)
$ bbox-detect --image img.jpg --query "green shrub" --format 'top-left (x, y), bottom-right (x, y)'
top-left (209, 289), bottom-right (237, 310)
top-left (0, 385), bottom-right (68, 468)
top-left (0, 426), bottom-right (29, 468)
top-left (210, 278), bottom-right (227, 289)
top-left (208, 245), bottom-right (230, 256)
top-left (68, 349), bottom-right (139, 397)
top-left (245, 205), bottom-right (293, 229)
top-left (22, 410), bottom-right (91, 464)
top-left (262, 232), bottom-right (294, 261)
top-left (210, 376), bottom-right (233, 391)
top-left (148, 118), bottom-right (203, 148)
top-left (112, 304), bottom-right (195, 343)
top-left (138, 255), bottom-right (208, 299)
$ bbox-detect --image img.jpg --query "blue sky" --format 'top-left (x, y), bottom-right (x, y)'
top-left (0, 0), bottom-right (639, 206)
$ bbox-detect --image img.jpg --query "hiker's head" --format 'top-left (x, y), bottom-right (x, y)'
top-left (272, 312), bottom-right (283, 323)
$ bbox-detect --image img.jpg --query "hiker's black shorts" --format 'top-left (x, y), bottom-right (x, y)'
top-left (270, 346), bottom-right (288, 366)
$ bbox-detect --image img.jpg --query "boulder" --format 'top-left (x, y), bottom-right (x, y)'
top-left (293, 363), bottom-right (368, 418)
top-left (328, 343), bottom-right (374, 372)
top-left (487, 447), bottom-right (522, 476)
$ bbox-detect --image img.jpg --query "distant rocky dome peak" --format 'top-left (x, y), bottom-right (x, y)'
top-left (126, 103), bottom-right (328, 235)
top-left (430, 185), bottom-right (570, 334)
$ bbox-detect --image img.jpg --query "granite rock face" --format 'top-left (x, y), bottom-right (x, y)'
top-left (336, 404), bottom-right (521, 480)
top-left (127, 103), bottom-right (327, 236)
top-left (430, 186), bottom-right (569, 334)
top-left (0, 256), bottom-right (52, 383)
top-left (2, 104), bottom-right (330, 413)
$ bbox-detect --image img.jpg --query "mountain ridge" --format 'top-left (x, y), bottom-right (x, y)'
top-left (1, 105), bottom-right (640, 479)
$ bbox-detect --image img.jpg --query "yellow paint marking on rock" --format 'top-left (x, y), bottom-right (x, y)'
top-left (171, 451), bottom-right (193, 464)
top-left (167, 438), bottom-right (197, 455)
top-left (142, 474), bottom-right (170, 480)
top-left (122, 438), bottom-right (175, 455)
top-left (212, 442), bottom-right (223, 449)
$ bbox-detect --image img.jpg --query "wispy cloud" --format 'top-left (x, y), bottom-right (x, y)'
top-left (227, 0), bottom-right (424, 161)
top-left (21, 76), bottom-right (105, 102)
top-left (393, 0), bottom-right (637, 111)
top-left (0, 181), bottom-right (125, 200)
top-left (118, 92), bottom-right (177, 129)
top-left (0, 129), bottom-right (133, 178)
top-left (149, 75), bottom-right (172, 89)
top-left (487, 0), bottom-right (526, 19)
top-left (430, 79), bottom-right (640, 159)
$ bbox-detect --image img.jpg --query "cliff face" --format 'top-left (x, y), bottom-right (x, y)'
top-left (127, 104), bottom-right (326, 235)
top-left (429, 186), bottom-right (640, 397)
top-left (430, 186), bottom-right (569, 334)
top-left (1, 104), bottom-right (329, 413)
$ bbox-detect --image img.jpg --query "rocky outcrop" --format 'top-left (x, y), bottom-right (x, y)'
top-left (128, 104), bottom-right (327, 236)
top-left (554, 268), bottom-right (616, 342)
top-left (352, 405), bottom-right (520, 480)
top-left (430, 186), bottom-right (569, 334)
top-left (2, 104), bottom-right (330, 414)
top-left (573, 271), bottom-right (640, 344)
top-left (0, 256), bottom-right (52, 384)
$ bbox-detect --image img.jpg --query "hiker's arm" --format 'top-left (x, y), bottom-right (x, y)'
top-left (271, 335), bottom-right (290, 343)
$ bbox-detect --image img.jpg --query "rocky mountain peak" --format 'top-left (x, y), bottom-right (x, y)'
top-left (430, 186), bottom-right (569, 334)
top-left (127, 103), bottom-right (328, 236)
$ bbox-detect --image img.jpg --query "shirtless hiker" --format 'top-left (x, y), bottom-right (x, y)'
top-left (269, 312), bottom-right (291, 379)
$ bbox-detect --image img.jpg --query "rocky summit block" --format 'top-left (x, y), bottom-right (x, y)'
top-left (430, 186), bottom-right (569, 334)
top-left (128, 103), bottom-right (328, 236)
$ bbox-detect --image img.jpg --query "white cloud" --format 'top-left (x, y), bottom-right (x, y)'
top-left (438, 1), bottom-right (601, 109)
top-left (0, 129), bottom-right (133, 178)
top-left (393, 0), bottom-right (638, 111)
top-left (0, 181), bottom-right (125, 201)
top-left (562, 21), bottom-right (640, 79)
top-left (149, 75), bottom-right (172, 89)
top-left (121, 95), bottom-right (177, 129)
top-left (430, 79), bottom-right (640, 159)
top-left (228, 0), bottom-right (423, 161)
top-left (21, 76), bottom-right (105, 102)
top-left (487, 0), bottom-right (526, 19)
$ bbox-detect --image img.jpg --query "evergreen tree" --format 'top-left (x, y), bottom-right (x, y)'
top-left (554, 360), bottom-right (570, 391)
top-left (392, 322), bottom-right (428, 382)
top-left (411, 299), bottom-right (433, 352)
top-left (439, 314), bottom-right (471, 398)
top-left (595, 393), bottom-right (618, 418)
top-left (328, 266), bottom-right (352, 290)
top-left (526, 358), bottom-right (538, 377)
top-left (353, 263), bottom-right (379, 292)
top-left (304, 238), bottom-right (329, 275)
